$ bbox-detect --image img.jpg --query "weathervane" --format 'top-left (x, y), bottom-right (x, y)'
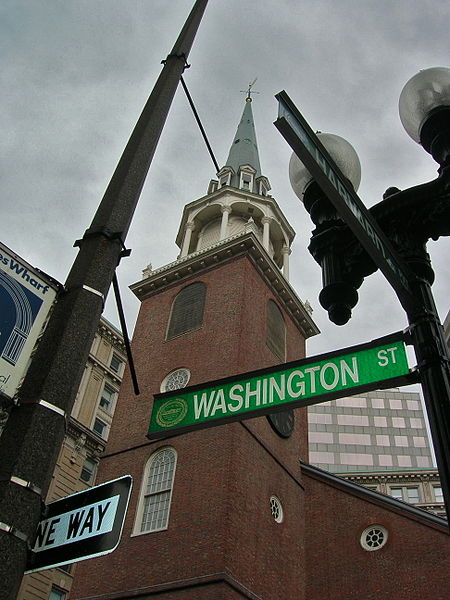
top-left (241, 78), bottom-right (259, 102)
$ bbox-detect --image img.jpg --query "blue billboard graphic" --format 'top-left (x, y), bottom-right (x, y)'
top-left (0, 270), bottom-right (43, 366)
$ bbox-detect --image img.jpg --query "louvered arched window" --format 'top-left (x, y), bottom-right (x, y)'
top-left (266, 300), bottom-right (286, 361)
top-left (134, 447), bottom-right (177, 534)
top-left (167, 282), bottom-right (206, 340)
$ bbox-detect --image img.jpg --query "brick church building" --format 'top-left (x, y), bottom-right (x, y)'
top-left (71, 97), bottom-right (449, 600)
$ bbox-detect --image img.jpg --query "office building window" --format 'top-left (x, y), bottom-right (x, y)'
top-left (378, 455), bottom-right (393, 467)
top-left (406, 487), bottom-right (420, 503)
top-left (167, 282), bottom-right (206, 340)
top-left (49, 587), bottom-right (67, 600)
top-left (110, 353), bottom-right (124, 375)
top-left (389, 486), bottom-right (420, 503)
top-left (371, 397), bottom-right (384, 409)
top-left (135, 447), bottom-right (177, 534)
top-left (100, 383), bottom-right (117, 412)
top-left (266, 300), bottom-right (286, 361)
top-left (80, 457), bottom-right (97, 483)
top-left (309, 413), bottom-right (333, 424)
top-left (93, 417), bottom-right (107, 438)
top-left (389, 487), bottom-right (403, 501)
top-left (433, 486), bottom-right (443, 503)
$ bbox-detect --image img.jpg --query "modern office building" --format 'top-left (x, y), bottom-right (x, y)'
top-left (307, 373), bottom-right (446, 516)
top-left (16, 316), bottom-right (126, 600)
top-left (308, 388), bottom-right (434, 473)
top-left (70, 97), bottom-right (449, 600)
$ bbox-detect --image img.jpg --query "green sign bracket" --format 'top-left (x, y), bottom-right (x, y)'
top-left (148, 331), bottom-right (418, 440)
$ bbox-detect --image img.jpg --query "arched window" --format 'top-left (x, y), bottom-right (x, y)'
top-left (167, 282), bottom-right (206, 339)
top-left (266, 300), bottom-right (286, 361)
top-left (134, 447), bottom-right (177, 534)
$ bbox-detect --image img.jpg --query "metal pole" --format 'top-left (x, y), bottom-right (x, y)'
top-left (407, 276), bottom-right (450, 520)
top-left (0, 2), bottom-right (208, 597)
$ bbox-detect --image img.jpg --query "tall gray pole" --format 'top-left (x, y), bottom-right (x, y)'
top-left (0, 1), bottom-right (208, 597)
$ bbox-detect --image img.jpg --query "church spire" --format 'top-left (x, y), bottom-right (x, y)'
top-left (223, 95), bottom-right (262, 186)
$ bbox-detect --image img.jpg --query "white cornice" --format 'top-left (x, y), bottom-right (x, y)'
top-left (130, 232), bottom-right (319, 339)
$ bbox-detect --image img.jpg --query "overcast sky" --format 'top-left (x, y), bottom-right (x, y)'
top-left (1, 0), bottom-right (449, 365)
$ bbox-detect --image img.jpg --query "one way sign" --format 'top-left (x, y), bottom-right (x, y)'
top-left (26, 475), bottom-right (132, 573)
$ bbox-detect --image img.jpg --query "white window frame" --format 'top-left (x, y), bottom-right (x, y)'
top-left (389, 485), bottom-right (421, 503)
top-left (99, 382), bottom-right (117, 413)
top-left (93, 417), bottom-right (107, 438)
top-left (133, 447), bottom-right (177, 536)
top-left (110, 353), bottom-right (124, 375)
top-left (80, 456), bottom-right (97, 484)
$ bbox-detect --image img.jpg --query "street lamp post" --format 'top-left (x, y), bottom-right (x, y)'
top-left (289, 67), bottom-right (450, 520)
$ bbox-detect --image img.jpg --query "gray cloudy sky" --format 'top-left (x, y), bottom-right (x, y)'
top-left (1, 0), bottom-right (449, 361)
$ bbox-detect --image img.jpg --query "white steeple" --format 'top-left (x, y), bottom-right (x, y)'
top-left (175, 97), bottom-right (295, 280)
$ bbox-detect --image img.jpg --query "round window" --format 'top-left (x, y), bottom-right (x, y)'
top-left (161, 368), bottom-right (191, 392)
top-left (270, 496), bottom-right (284, 524)
top-left (360, 525), bottom-right (388, 551)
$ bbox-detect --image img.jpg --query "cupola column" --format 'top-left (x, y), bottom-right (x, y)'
top-left (282, 244), bottom-right (291, 280)
top-left (181, 221), bottom-right (195, 257)
top-left (262, 216), bottom-right (271, 251)
top-left (220, 205), bottom-right (232, 240)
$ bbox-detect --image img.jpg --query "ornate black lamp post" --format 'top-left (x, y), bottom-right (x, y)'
top-left (289, 67), bottom-right (450, 519)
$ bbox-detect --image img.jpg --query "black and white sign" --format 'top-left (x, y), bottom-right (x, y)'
top-left (25, 475), bottom-right (132, 573)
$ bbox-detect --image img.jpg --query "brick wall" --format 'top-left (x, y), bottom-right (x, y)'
top-left (71, 254), bottom-right (309, 600)
top-left (303, 467), bottom-right (450, 600)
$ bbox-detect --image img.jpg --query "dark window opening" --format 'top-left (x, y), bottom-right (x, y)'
top-left (167, 282), bottom-right (206, 340)
top-left (267, 300), bottom-right (286, 361)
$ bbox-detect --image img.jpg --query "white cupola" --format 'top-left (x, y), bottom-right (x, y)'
top-left (175, 96), bottom-right (295, 280)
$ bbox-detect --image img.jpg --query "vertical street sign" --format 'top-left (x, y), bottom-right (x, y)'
top-left (274, 90), bottom-right (418, 314)
top-left (25, 476), bottom-right (132, 574)
top-left (148, 332), bottom-right (416, 439)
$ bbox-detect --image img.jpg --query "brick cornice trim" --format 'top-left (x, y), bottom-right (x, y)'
top-left (71, 571), bottom-right (264, 600)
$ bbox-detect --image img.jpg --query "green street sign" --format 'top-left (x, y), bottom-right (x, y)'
top-left (274, 90), bottom-right (418, 315)
top-left (148, 332), bottom-right (416, 439)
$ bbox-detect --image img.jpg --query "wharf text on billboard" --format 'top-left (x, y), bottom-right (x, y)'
top-left (0, 252), bottom-right (50, 294)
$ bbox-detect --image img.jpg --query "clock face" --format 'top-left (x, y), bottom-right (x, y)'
top-left (267, 409), bottom-right (295, 438)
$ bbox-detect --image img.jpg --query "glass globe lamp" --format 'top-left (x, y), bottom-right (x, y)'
top-left (289, 133), bottom-right (361, 201)
top-left (399, 67), bottom-right (450, 164)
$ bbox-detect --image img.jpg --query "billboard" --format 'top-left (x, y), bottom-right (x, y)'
top-left (0, 242), bottom-right (59, 398)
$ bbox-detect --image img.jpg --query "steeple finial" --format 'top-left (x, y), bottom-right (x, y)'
top-left (241, 78), bottom-right (259, 102)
